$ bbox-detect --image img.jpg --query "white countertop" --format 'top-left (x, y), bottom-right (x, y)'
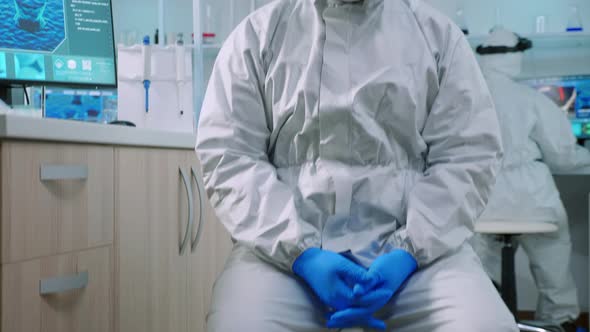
top-left (0, 114), bottom-right (196, 149)
top-left (2, 113), bottom-right (590, 169)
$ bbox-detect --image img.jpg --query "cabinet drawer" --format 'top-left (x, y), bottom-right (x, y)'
top-left (2, 246), bottom-right (113, 332)
top-left (2, 142), bottom-right (114, 263)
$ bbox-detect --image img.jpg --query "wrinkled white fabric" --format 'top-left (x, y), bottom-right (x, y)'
top-left (479, 53), bottom-right (523, 78)
top-left (207, 244), bottom-right (518, 332)
top-left (196, 0), bottom-right (502, 273)
top-left (197, 0), bottom-right (517, 330)
top-left (478, 27), bottom-right (523, 78)
top-left (475, 28), bottom-right (589, 324)
top-left (483, 26), bottom-right (519, 47)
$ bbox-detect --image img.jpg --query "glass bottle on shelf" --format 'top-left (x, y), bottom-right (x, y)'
top-left (566, 5), bottom-right (583, 32)
top-left (202, 4), bottom-right (216, 44)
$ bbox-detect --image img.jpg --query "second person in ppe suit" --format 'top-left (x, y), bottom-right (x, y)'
top-left (197, 0), bottom-right (517, 331)
top-left (474, 27), bottom-right (590, 332)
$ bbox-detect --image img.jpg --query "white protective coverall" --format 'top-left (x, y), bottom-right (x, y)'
top-left (196, 0), bottom-right (517, 331)
top-left (475, 27), bottom-right (590, 324)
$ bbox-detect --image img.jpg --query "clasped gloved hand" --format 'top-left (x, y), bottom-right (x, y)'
top-left (292, 247), bottom-right (394, 329)
top-left (325, 249), bottom-right (418, 330)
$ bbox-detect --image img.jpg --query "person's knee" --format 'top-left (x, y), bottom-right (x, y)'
top-left (447, 304), bottom-right (518, 332)
top-left (206, 247), bottom-right (324, 332)
top-left (207, 306), bottom-right (325, 332)
top-left (207, 310), bottom-right (269, 332)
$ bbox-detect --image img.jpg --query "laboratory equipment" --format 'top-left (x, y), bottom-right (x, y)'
top-left (536, 16), bottom-right (546, 34)
top-left (0, 0), bottom-right (117, 88)
top-left (176, 33), bottom-right (186, 116)
top-left (523, 75), bottom-right (590, 116)
top-left (566, 6), bottom-right (583, 32)
top-left (39, 87), bottom-right (118, 123)
top-left (119, 30), bottom-right (139, 47)
top-left (166, 32), bottom-right (176, 46)
top-left (202, 5), bottom-right (216, 44)
top-left (522, 75), bottom-right (590, 137)
top-left (117, 40), bottom-right (194, 133)
top-left (142, 36), bottom-right (152, 113)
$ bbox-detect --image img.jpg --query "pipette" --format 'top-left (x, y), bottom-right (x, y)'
top-left (176, 33), bottom-right (185, 116)
top-left (142, 35), bottom-right (151, 113)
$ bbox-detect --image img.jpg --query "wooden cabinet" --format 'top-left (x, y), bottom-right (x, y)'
top-left (2, 246), bottom-right (113, 332)
top-left (0, 140), bottom-right (230, 332)
top-left (115, 148), bottom-right (190, 332)
top-left (1, 142), bottom-right (114, 263)
top-left (115, 148), bottom-right (231, 332)
top-left (0, 141), bottom-right (115, 332)
top-left (187, 155), bottom-right (233, 332)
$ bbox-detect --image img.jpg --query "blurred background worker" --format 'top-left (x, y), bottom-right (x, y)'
top-left (474, 27), bottom-right (590, 332)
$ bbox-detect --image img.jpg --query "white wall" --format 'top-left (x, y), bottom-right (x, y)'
top-left (112, 0), bottom-right (193, 45)
top-left (112, 0), bottom-right (158, 44)
top-left (426, 0), bottom-right (590, 35)
top-left (164, 0), bottom-right (194, 43)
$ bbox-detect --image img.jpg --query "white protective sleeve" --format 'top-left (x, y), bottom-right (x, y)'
top-left (531, 91), bottom-right (590, 174)
top-left (196, 22), bottom-right (321, 272)
top-left (389, 37), bottom-right (504, 266)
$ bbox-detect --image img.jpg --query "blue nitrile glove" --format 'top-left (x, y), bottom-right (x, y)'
top-left (292, 248), bottom-right (392, 312)
top-left (325, 298), bottom-right (390, 330)
top-left (326, 249), bottom-right (418, 329)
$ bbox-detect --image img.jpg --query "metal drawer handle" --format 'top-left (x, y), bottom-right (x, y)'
top-left (190, 167), bottom-right (205, 253)
top-left (39, 271), bottom-right (89, 295)
top-left (40, 164), bottom-right (89, 181)
top-left (179, 168), bottom-right (194, 255)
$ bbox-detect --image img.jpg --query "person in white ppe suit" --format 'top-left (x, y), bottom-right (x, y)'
top-left (196, 0), bottom-right (518, 331)
top-left (474, 27), bottom-right (590, 332)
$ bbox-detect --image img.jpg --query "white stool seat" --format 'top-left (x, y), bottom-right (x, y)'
top-left (474, 220), bottom-right (558, 235)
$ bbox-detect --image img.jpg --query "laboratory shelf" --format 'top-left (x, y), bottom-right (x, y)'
top-left (467, 32), bottom-right (590, 49)
top-left (116, 44), bottom-right (197, 53)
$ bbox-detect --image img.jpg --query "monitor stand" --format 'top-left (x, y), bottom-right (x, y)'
top-left (0, 85), bottom-right (30, 107)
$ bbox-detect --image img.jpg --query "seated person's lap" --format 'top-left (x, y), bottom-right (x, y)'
top-left (207, 244), bottom-right (517, 332)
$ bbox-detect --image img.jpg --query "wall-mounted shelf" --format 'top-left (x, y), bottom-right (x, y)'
top-left (468, 32), bottom-right (590, 48)
top-left (469, 31), bottom-right (590, 80)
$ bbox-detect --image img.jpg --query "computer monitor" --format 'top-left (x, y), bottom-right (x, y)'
top-left (522, 75), bottom-right (590, 118)
top-left (521, 75), bottom-right (590, 139)
top-left (0, 0), bottom-right (117, 88)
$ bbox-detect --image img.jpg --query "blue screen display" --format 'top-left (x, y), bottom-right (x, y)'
top-left (523, 75), bottom-right (590, 117)
top-left (36, 87), bottom-right (117, 123)
top-left (522, 75), bottom-right (590, 139)
top-left (0, 0), bottom-right (116, 87)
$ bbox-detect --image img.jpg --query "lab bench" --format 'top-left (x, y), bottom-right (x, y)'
top-left (1, 114), bottom-right (588, 329)
top-left (0, 114), bottom-right (232, 332)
